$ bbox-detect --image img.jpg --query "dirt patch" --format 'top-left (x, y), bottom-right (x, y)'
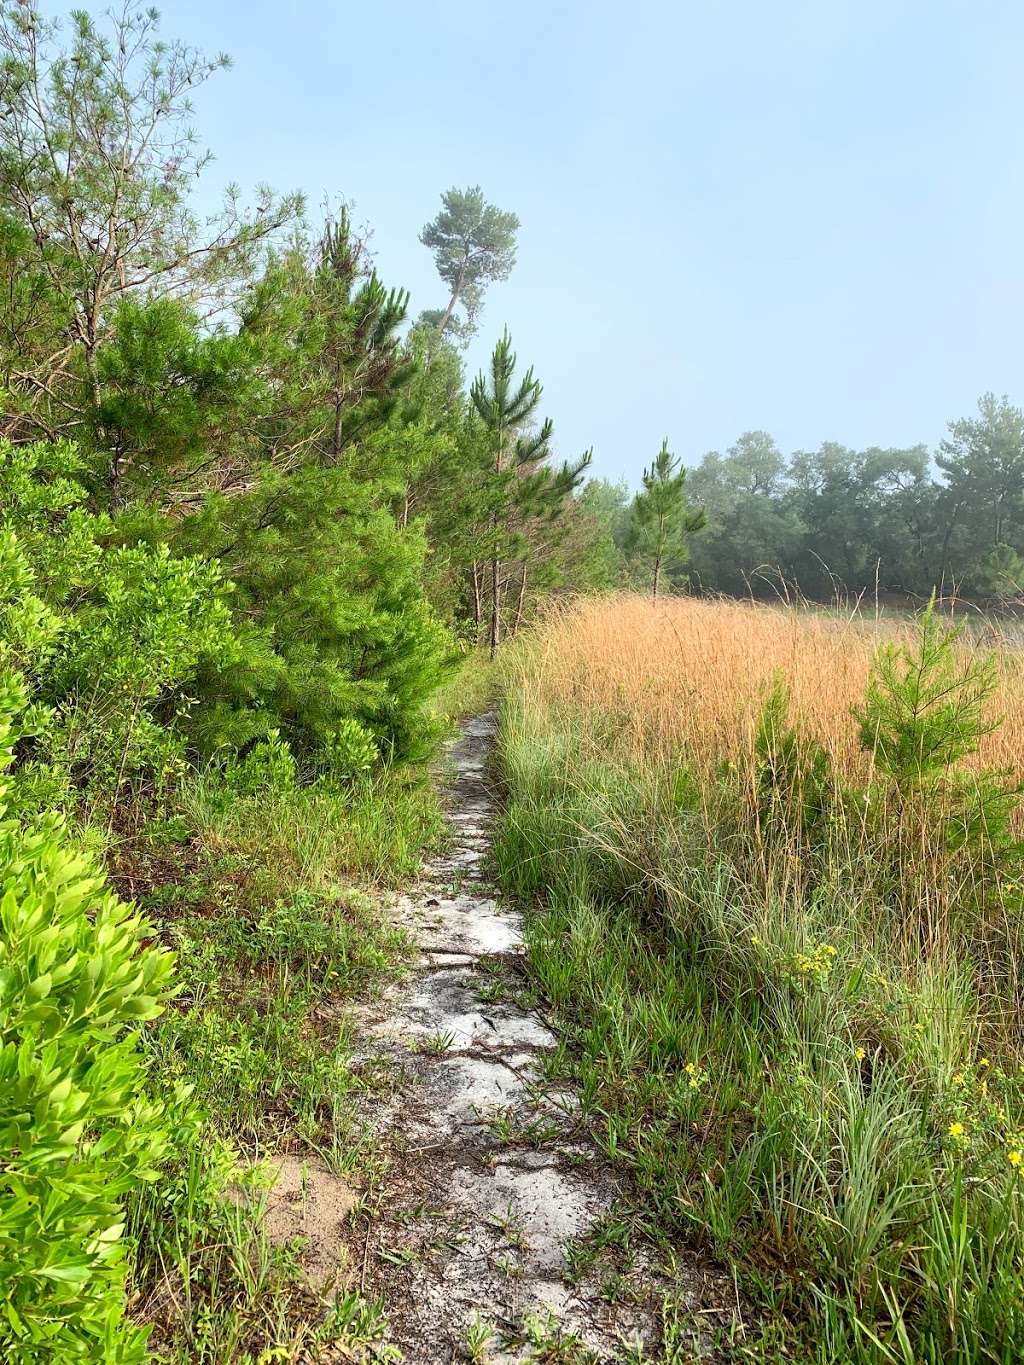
top-left (263, 1153), bottom-right (358, 1290)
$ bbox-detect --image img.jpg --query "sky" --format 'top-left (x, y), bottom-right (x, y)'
top-left (66, 1), bottom-right (1024, 483)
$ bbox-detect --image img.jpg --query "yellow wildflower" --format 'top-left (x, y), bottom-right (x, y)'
top-left (952, 1073), bottom-right (966, 1087)
top-left (948, 1122), bottom-right (965, 1138)
top-left (1009, 1150), bottom-right (1022, 1168)
top-left (854, 1047), bottom-right (865, 1062)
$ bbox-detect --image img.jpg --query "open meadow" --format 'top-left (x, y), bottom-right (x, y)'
top-left (496, 594), bottom-right (1024, 1363)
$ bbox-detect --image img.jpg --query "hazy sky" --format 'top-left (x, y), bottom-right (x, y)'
top-left (81, 1), bottom-right (1024, 482)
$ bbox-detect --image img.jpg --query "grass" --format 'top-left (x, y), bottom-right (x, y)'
top-left (429, 647), bottom-right (499, 727)
top-left (105, 734), bottom-right (452, 1357)
top-left (494, 593), bottom-right (1024, 1364)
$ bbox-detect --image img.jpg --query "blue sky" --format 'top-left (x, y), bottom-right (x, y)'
top-left (91, 1), bottom-right (1024, 481)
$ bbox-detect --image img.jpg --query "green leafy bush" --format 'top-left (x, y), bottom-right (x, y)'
top-left (222, 728), bottom-right (298, 796)
top-left (0, 439), bottom-right (235, 804)
top-left (0, 666), bottom-right (179, 1361)
top-left (322, 716), bottom-right (378, 782)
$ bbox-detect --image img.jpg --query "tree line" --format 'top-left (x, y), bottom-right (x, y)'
top-left (589, 397), bottom-right (1024, 604)
top-left (0, 0), bottom-right (621, 823)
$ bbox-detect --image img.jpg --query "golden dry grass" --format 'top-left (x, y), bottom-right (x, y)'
top-left (518, 593), bottom-right (1024, 785)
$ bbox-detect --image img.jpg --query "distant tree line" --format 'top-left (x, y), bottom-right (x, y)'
top-left (582, 395), bottom-right (1024, 604)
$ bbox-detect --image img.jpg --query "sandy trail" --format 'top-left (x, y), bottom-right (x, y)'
top-left (335, 713), bottom-right (736, 1361)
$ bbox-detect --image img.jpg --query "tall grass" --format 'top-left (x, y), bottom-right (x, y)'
top-left (496, 594), bottom-right (1024, 1363)
top-left (512, 594), bottom-right (1024, 783)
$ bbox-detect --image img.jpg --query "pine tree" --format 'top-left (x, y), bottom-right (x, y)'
top-left (469, 331), bottom-right (590, 653)
top-left (0, 2), bottom-right (299, 467)
top-left (241, 212), bottom-right (414, 472)
top-left (627, 439), bottom-right (706, 599)
top-left (310, 212), bottom-right (414, 462)
top-left (420, 188), bottom-right (519, 342)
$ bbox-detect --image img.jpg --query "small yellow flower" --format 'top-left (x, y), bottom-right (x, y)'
top-left (750, 935), bottom-right (760, 945)
top-left (854, 1047), bottom-right (865, 1062)
top-left (948, 1122), bottom-right (965, 1138)
top-left (1009, 1150), bottom-right (1022, 1168)
top-left (684, 1062), bottom-right (696, 1076)
top-left (952, 1073), bottom-right (966, 1087)
top-left (979, 1057), bottom-right (991, 1069)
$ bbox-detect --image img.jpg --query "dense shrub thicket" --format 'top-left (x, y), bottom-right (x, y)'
top-left (0, 544), bottom-right (178, 1360)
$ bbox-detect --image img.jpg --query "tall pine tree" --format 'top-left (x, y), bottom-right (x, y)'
top-left (468, 331), bottom-right (590, 652)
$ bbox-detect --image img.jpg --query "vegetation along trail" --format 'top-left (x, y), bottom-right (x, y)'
top-left (8, 3), bottom-right (1024, 1358)
top-left (342, 712), bottom-right (739, 1361)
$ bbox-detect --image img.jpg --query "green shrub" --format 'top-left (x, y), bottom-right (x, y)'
top-left (0, 439), bottom-right (235, 806)
top-left (0, 670), bottom-right (178, 1362)
top-left (322, 716), bottom-right (378, 782)
top-left (176, 466), bottom-right (454, 765)
top-left (222, 728), bottom-right (298, 796)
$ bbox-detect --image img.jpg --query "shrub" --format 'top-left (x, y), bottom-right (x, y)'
top-left (322, 716), bottom-right (378, 783)
top-left (0, 669), bottom-right (178, 1362)
top-left (222, 728), bottom-right (298, 796)
top-left (177, 466), bottom-right (454, 765)
top-left (0, 439), bottom-right (236, 806)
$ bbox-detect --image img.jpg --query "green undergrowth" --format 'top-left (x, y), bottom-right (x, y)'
top-left (428, 648), bottom-right (499, 727)
top-left (107, 753), bottom-right (448, 1357)
top-left (494, 617), bottom-right (1024, 1364)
